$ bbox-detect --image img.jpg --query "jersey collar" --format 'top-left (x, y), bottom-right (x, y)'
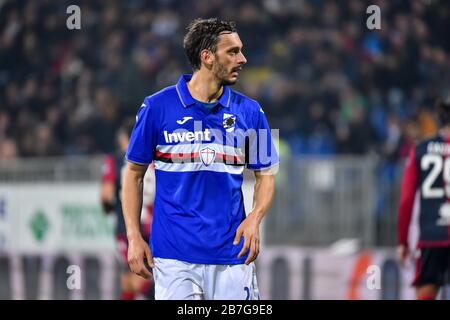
top-left (176, 74), bottom-right (231, 109)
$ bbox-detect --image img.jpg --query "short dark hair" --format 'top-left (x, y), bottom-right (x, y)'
top-left (183, 18), bottom-right (237, 71)
top-left (436, 98), bottom-right (450, 126)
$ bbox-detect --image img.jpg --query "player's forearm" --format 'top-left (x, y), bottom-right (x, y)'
top-left (397, 150), bottom-right (418, 246)
top-left (249, 171), bottom-right (275, 224)
top-left (398, 195), bottom-right (415, 245)
top-left (122, 164), bottom-right (145, 241)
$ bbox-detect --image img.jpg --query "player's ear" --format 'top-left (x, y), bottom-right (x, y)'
top-left (201, 49), bottom-right (214, 69)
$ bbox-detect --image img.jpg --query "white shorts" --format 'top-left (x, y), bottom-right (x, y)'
top-left (152, 258), bottom-right (260, 300)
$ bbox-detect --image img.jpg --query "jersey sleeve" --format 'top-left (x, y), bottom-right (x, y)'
top-left (126, 98), bottom-right (158, 165)
top-left (246, 104), bottom-right (280, 171)
top-left (101, 155), bottom-right (116, 183)
top-left (398, 146), bottom-right (419, 246)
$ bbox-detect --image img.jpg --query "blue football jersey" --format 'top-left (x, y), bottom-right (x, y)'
top-left (126, 74), bottom-right (279, 264)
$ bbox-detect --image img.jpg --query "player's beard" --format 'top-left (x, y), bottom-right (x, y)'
top-left (213, 59), bottom-right (238, 86)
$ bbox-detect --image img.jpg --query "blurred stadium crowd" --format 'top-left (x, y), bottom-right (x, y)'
top-left (0, 0), bottom-right (449, 161)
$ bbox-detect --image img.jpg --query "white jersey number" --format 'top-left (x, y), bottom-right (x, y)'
top-left (421, 154), bottom-right (450, 198)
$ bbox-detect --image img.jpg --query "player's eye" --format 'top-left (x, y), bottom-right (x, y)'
top-left (228, 48), bottom-right (241, 55)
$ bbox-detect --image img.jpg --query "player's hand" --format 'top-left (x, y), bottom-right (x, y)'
top-left (397, 245), bottom-right (409, 267)
top-left (101, 200), bottom-right (115, 214)
top-left (127, 236), bottom-right (154, 279)
top-left (234, 213), bottom-right (260, 265)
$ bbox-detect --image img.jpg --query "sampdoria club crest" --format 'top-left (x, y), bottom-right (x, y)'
top-left (223, 113), bottom-right (236, 132)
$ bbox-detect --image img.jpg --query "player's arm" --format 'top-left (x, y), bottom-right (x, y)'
top-left (101, 182), bottom-right (115, 213)
top-left (122, 161), bottom-right (153, 278)
top-left (100, 155), bottom-right (116, 214)
top-left (141, 163), bottom-right (156, 213)
top-left (397, 147), bottom-right (419, 265)
top-left (234, 169), bottom-right (275, 265)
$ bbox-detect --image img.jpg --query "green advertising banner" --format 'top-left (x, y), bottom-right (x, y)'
top-left (0, 183), bottom-right (115, 254)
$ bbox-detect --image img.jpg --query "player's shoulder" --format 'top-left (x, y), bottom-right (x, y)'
top-left (142, 85), bottom-right (178, 109)
top-left (135, 85), bottom-right (178, 121)
top-left (145, 85), bottom-right (177, 102)
top-left (418, 134), bottom-right (443, 147)
top-left (230, 89), bottom-right (259, 107)
top-left (415, 134), bottom-right (443, 154)
top-left (229, 89), bottom-right (263, 113)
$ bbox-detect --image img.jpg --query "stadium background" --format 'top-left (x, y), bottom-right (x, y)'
top-left (0, 0), bottom-right (449, 299)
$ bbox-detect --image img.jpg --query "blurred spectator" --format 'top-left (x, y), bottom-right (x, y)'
top-left (0, 138), bottom-right (18, 159)
top-left (0, 0), bottom-right (448, 159)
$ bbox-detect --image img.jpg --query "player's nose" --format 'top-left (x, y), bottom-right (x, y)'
top-left (237, 51), bottom-right (247, 65)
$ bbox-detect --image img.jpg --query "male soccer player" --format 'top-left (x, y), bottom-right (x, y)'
top-left (122, 18), bottom-right (278, 300)
top-left (101, 119), bottom-right (154, 300)
top-left (398, 99), bottom-right (450, 300)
